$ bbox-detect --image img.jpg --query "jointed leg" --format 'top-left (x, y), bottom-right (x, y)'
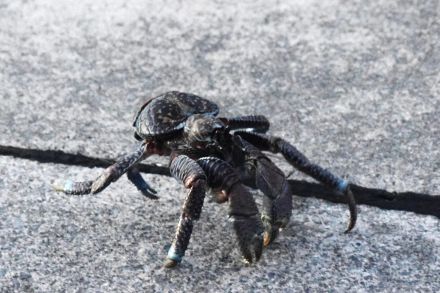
top-left (235, 131), bottom-right (357, 232)
top-left (54, 142), bottom-right (149, 195)
top-left (221, 115), bottom-right (270, 133)
top-left (238, 140), bottom-right (292, 246)
top-left (197, 157), bottom-right (264, 263)
top-left (165, 155), bottom-right (207, 268)
top-left (126, 167), bottom-right (158, 199)
top-left (55, 180), bottom-right (93, 195)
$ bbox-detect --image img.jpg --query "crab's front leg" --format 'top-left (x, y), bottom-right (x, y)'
top-left (221, 115), bottom-right (270, 133)
top-left (126, 167), bottom-right (158, 199)
top-left (237, 138), bottom-right (292, 246)
top-left (54, 142), bottom-right (151, 195)
top-left (236, 131), bottom-right (357, 232)
top-left (165, 155), bottom-right (207, 268)
top-left (197, 157), bottom-right (264, 264)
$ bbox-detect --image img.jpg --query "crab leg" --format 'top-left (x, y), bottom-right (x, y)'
top-left (53, 180), bottom-right (94, 195)
top-left (197, 157), bottom-right (264, 264)
top-left (126, 167), bottom-right (158, 199)
top-left (235, 131), bottom-right (357, 232)
top-left (165, 155), bottom-right (207, 268)
top-left (54, 142), bottom-right (149, 195)
top-left (237, 139), bottom-right (292, 246)
top-left (222, 115), bottom-right (270, 133)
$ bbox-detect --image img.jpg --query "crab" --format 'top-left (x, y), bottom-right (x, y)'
top-left (54, 91), bottom-right (357, 268)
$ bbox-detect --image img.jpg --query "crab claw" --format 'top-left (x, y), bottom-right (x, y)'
top-left (232, 215), bottom-right (264, 264)
top-left (137, 184), bottom-right (158, 199)
top-left (261, 216), bottom-right (289, 247)
top-left (127, 168), bottom-right (158, 199)
top-left (344, 185), bottom-right (357, 233)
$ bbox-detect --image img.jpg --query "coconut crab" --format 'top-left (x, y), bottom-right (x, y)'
top-left (54, 91), bottom-right (357, 268)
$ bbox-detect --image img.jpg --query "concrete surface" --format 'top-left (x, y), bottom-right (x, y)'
top-left (0, 0), bottom-right (439, 292)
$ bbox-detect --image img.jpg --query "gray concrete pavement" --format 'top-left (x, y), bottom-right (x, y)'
top-left (1, 156), bottom-right (439, 292)
top-left (1, 0), bottom-right (439, 291)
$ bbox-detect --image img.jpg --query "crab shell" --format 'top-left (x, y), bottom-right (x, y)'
top-left (133, 91), bottom-right (219, 140)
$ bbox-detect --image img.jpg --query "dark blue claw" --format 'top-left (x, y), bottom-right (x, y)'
top-left (127, 168), bottom-right (158, 199)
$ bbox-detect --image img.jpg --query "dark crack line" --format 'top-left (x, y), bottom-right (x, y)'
top-left (1, 145), bottom-right (439, 218)
top-left (0, 145), bottom-right (170, 175)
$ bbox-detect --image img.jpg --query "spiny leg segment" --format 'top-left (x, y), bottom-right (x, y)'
top-left (54, 142), bottom-right (152, 196)
top-left (235, 131), bottom-right (357, 232)
top-left (165, 155), bottom-right (207, 268)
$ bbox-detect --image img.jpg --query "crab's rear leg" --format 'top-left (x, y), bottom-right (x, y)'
top-left (54, 142), bottom-right (150, 195)
top-left (236, 131), bottom-right (357, 232)
top-left (197, 157), bottom-right (264, 264)
top-left (165, 155), bottom-right (207, 268)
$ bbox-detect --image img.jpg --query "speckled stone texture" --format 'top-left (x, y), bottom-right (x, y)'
top-left (0, 0), bottom-right (439, 292)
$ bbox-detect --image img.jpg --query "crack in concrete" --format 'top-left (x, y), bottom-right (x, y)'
top-left (1, 145), bottom-right (439, 218)
top-left (0, 145), bottom-right (169, 175)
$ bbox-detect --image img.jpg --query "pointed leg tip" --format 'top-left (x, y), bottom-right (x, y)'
top-left (344, 219), bottom-right (357, 233)
top-left (52, 180), bottom-right (73, 193)
top-left (344, 226), bottom-right (354, 234)
top-left (343, 186), bottom-right (357, 234)
top-left (52, 183), bottom-right (64, 192)
top-left (344, 215), bottom-right (357, 233)
top-left (141, 190), bottom-right (160, 200)
top-left (262, 227), bottom-right (279, 247)
top-left (240, 234), bottom-right (264, 264)
top-left (163, 258), bottom-right (179, 268)
top-left (254, 235), bottom-right (264, 261)
top-left (263, 232), bottom-right (271, 247)
top-left (242, 256), bottom-right (253, 265)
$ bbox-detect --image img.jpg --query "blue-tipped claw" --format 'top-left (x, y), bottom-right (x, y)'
top-left (164, 247), bottom-right (183, 268)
